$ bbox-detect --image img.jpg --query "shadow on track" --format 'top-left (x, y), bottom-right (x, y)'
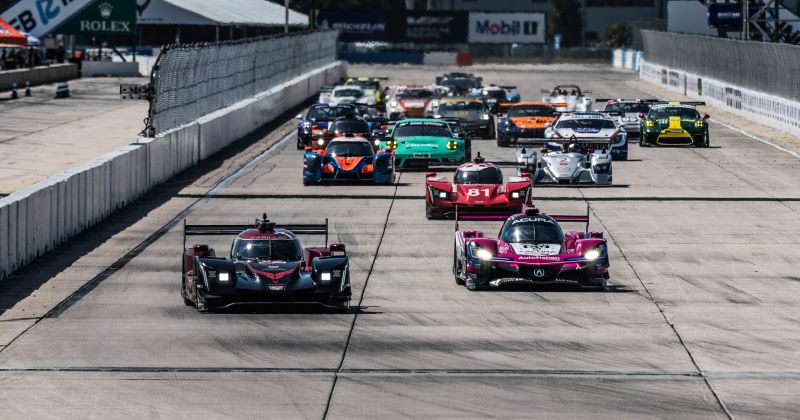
top-left (0, 100), bottom-right (315, 318)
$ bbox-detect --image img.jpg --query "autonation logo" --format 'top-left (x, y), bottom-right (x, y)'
top-left (469, 12), bottom-right (545, 43)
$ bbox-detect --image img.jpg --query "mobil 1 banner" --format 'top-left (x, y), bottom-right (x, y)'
top-left (388, 11), bottom-right (468, 43)
top-left (316, 10), bottom-right (388, 42)
top-left (468, 12), bottom-right (545, 44)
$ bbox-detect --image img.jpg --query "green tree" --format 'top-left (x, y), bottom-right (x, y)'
top-left (549, 0), bottom-right (583, 47)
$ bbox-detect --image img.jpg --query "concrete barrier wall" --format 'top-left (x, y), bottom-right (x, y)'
top-left (612, 48), bottom-right (643, 72)
top-left (0, 64), bottom-right (79, 91)
top-left (639, 59), bottom-right (800, 137)
top-left (0, 61), bottom-right (346, 281)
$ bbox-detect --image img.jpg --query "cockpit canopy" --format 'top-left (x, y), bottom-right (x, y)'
top-left (500, 216), bottom-right (564, 244)
top-left (455, 166), bottom-right (503, 185)
top-left (232, 238), bottom-right (303, 261)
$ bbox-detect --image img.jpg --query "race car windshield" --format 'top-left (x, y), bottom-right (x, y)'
top-left (235, 239), bottom-right (302, 261)
top-left (604, 102), bottom-right (649, 113)
top-left (397, 89), bottom-right (433, 99)
top-left (438, 102), bottom-right (486, 112)
top-left (440, 78), bottom-right (480, 89)
top-left (307, 106), bottom-right (355, 120)
top-left (508, 106), bottom-right (557, 117)
top-left (330, 120), bottom-right (370, 133)
top-left (393, 124), bottom-right (451, 138)
top-left (500, 219), bottom-right (563, 245)
top-left (334, 89), bottom-right (363, 98)
top-left (649, 107), bottom-right (700, 120)
top-left (455, 167), bottom-right (503, 184)
top-left (555, 119), bottom-right (616, 130)
top-left (483, 90), bottom-right (506, 99)
top-left (348, 80), bottom-right (378, 89)
top-left (327, 141), bottom-right (374, 157)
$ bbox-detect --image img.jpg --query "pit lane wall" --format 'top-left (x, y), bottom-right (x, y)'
top-left (638, 59), bottom-right (800, 138)
top-left (0, 61), bottom-right (346, 281)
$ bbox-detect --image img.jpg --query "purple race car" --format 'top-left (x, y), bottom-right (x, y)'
top-left (453, 206), bottom-right (609, 290)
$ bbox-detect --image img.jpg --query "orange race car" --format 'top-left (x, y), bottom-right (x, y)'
top-left (495, 102), bottom-right (564, 147)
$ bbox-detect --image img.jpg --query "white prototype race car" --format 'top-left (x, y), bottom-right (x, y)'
top-left (541, 84), bottom-right (593, 112)
top-left (516, 141), bottom-right (612, 185)
top-left (319, 85), bottom-right (377, 107)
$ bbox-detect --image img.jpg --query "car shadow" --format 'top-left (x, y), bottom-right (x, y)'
top-left (206, 303), bottom-right (381, 315)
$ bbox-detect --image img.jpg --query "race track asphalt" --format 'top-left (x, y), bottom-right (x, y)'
top-left (0, 64), bottom-right (798, 419)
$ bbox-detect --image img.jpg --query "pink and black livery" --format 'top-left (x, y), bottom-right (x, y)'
top-left (453, 206), bottom-right (609, 290)
top-left (182, 214), bottom-right (350, 312)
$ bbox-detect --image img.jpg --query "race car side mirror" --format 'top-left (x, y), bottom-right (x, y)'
top-left (426, 171), bottom-right (436, 178)
top-left (520, 172), bottom-right (532, 179)
top-left (638, 113), bottom-right (645, 119)
top-left (703, 113), bottom-right (710, 119)
top-left (330, 243), bottom-right (346, 256)
top-left (296, 113), bottom-right (303, 119)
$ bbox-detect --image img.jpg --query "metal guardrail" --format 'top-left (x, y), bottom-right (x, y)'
top-left (123, 30), bottom-right (338, 136)
top-left (641, 30), bottom-right (800, 101)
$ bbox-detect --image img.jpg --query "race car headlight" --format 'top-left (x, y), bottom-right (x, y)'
top-left (446, 140), bottom-right (459, 150)
top-left (438, 191), bottom-right (448, 199)
top-left (475, 248), bottom-right (493, 261)
top-left (594, 163), bottom-right (610, 174)
top-left (645, 120), bottom-right (654, 128)
top-left (218, 272), bottom-right (230, 282)
top-left (694, 120), bottom-right (705, 128)
top-left (302, 121), bottom-right (311, 129)
top-left (374, 139), bottom-right (381, 146)
top-left (320, 272), bottom-right (332, 281)
top-left (317, 139), bottom-right (325, 146)
top-left (481, 114), bottom-right (490, 120)
top-left (511, 191), bottom-right (520, 199)
top-left (386, 140), bottom-right (398, 150)
top-left (389, 100), bottom-right (398, 107)
top-left (584, 249), bottom-right (601, 261)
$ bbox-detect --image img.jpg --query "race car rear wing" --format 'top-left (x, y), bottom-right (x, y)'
top-left (594, 98), bottom-right (661, 103)
top-left (455, 205), bottom-right (591, 232)
top-left (183, 218), bottom-right (329, 248)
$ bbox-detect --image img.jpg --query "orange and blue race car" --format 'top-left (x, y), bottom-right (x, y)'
top-left (303, 136), bottom-right (395, 185)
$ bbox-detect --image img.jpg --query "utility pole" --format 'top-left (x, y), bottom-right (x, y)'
top-left (285, 0), bottom-right (289, 34)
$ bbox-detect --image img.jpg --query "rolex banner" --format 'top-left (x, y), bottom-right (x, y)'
top-left (55, 0), bottom-right (137, 36)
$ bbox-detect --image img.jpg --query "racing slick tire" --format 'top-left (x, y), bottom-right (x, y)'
top-left (297, 139), bottom-right (305, 150)
top-left (696, 132), bottom-right (709, 148)
top-left (465, 139), bottom-right (473, 161)
top-left (483, 121), bottom-right (496, 140)
top-left (497, 134), bottom-right (511, 148)
top-left (452, 246), bottom-right (466, 286)
top-left (426, 205), bottom-right (442, 220)
top-left (181, 279), bottom-right (193, 306)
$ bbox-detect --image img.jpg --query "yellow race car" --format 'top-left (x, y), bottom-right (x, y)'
top-left (344, 77), bottom-right (388, 110)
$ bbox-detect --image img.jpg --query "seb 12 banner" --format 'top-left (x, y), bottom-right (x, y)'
top-left (468, 12), bottom-right (545, 44)
top-left (2, 0), bottom-right (95, 38)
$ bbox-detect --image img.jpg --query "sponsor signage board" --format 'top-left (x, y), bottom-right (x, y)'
top-left (388, 11), bottom-right (468, 43)
top-left (316, 10), bottom-right (388, 42)
top-left (2, 0), bottom-right (96, 37)
top-left (55, 0), bottom-right (137, 35)
top-left (468, 12), bottom-right (545, 44)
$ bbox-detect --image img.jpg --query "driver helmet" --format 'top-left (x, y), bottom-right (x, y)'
top-left (567, 143), bottom-right (582, 153)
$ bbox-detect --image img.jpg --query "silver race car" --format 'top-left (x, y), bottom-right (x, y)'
top-left (597, 98), bottom-right (659, 140)
top-left (516, 141), bottom-right (612, 185)
top-left (543, 113), bottom-right (628, 160)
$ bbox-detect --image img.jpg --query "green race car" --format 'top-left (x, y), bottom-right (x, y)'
top-left (640, 102), bottom-right (710, 147)
top-left (378, 119), bottom-right (467, 169)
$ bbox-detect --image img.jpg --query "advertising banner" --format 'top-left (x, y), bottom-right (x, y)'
top-left (468, 12), bottom-right (545, 44)
top-left (316, 10), bottom-right (388, 42)
top-left (2, 0), bottom-right (96, 38)
top-left (388, 11), bottom-right (468, 43)
top-left (55, 0), bottom-right (137, 36)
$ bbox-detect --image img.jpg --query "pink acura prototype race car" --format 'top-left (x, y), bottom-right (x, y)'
top-left (453, 206), bottom-right (609, 290)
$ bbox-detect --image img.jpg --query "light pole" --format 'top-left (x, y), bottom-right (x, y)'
top-left (285, 0), bottom-right (289, 34)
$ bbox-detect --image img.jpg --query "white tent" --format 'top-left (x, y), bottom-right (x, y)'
top-left (137, 0), bottom-right (308, 26)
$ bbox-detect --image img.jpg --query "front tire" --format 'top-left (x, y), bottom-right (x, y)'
top-left (181, 279), bottom-right (193, 306)
top-left (453, 246), bottom-right (466, 285)
top-left (497, 134), bottom-right (510, 148)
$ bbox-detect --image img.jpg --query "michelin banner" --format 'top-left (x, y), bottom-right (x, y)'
top-left (2, 0), bottom-right (95, 38)
top-left (468, 12), bottom-right (545, 44)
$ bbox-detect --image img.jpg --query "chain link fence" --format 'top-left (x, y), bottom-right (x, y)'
top-left (642, 30), bottom-right (800, 101)
top-left (149, 30), bottom-right (338, 135)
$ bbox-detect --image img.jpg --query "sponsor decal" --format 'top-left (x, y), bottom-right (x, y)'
top-left (469, 12), bottom-right (545, 44)
top-left (511, 217), bottom-right (554, 225)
